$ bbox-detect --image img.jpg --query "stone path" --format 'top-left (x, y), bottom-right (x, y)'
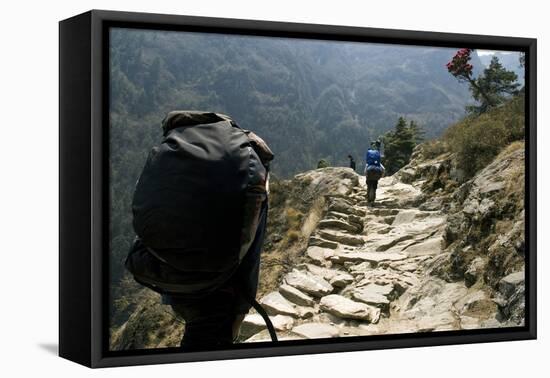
top-left (242, 176), bottom-right (500, 342)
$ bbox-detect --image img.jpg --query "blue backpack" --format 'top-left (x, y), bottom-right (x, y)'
top-left (366, 149), bottom-right (381, 167)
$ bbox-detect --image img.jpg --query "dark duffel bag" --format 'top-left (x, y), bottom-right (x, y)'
top-left (126, 111), bottom-right (273, 297)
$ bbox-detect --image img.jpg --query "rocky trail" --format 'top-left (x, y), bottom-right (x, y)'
top-left (241, 174), bottom-right (507, 342)
top-left (109, 144), bottom-right (525, 350)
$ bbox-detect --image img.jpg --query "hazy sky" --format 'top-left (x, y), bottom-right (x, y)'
top-left (477, 49), bottom-right (516, 56)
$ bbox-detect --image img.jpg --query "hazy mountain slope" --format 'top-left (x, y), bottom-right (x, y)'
top-left (108, 28), bottom-right (484, 312)
top-left (110, 29), bottom-right (478, 177)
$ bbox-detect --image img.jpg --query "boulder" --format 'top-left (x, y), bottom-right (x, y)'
top-left (260, 292), bottom-right (300, 317)
top-left (375, 234), bottom-right (414, 251)
top-left (454, 290), bottom-right (495, 317)
top-left (293, 168), bottom-right (360, 197)
top-left (352, 283), bottom-right (395, 310)
top-left (306, 246), bottom-right (333, 266)
top-left (479, 181), bottom-right (506, 194)
top-left (404, 236), bottom-right (443, 257)
top-left (240, 314), bottom-right (267, 338)
top-left (419, 197), bottom-right (444, 211)
top-left (298, 306), bottom-right (317, 319)
top-left (463, 198), bottom-right (479, 215)
top-left (318, 229), bottom-right (365, 246)
top-left (331, 251), bottom-right (408, 264)
top-left (284, 269), bottom-right (334, 297)
top-left (240, 314), bottom-right (295, 339)
top-left (292, 323), bottom-right (340, 339)
top-left (356, 269), bottom-right (418, 294)
top-left (319, 294), bottom-right (381, 323)
top-left (352, 287), bottom-right (390, 309)
top-left (464, 257), bottom-right (486, 287)
top-left (245, 329), bottom-right (304, 343)
top-left (348, 262), bottom-right (373, 276)
top-left (325, 211), bottom-right (349, 221)
top-left (308, 236), bottom-right (339, 249)
top-left (319, 219), bottom-right (361, 233)
top-left (499, 271), bottom-right (525, 298)
top-left (313, 312), bottom-right (348, 325)
top-left (416, 311), bottom-right (457, 332)
top-left (397, 167), bottom-right (417, 184)
top-left (347, 214), bottom-right (364, 228)
top-left (361, 283), bottom-right (394, 296)
top-left (389, 262), bottom-right (419, 272)
top-left (328, 197), bottom-right (366, 216)
top-left (304, 263), bottom-right (338, 281)
top-left (279, 284), bottom-right (316, 307)
top-left (444, 212), bottom-right (464, 245)
top-left (499, 282), bottom-right (525, 325)
top-left (459, 315), bottom-right (483, 330)
top-left (305, 264), bottom-right (354, 287)
top-left (329, 272), bottom-right (355, 288)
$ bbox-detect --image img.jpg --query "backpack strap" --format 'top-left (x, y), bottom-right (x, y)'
top-left (248, 296), bottom-right (279, 343)
top-left (236, 284), bottom-right (278, 343)
top-left (234, 201), bottom-right (278, 343)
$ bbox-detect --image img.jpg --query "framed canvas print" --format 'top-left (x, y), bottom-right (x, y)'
top-left (59, 10), bottom-right (537, 368)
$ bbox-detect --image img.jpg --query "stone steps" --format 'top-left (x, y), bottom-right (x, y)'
top-left (245, 179), bottom-right (470, 342)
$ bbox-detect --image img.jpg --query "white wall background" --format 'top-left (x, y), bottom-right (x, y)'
top-left (0, 0), bottom-right (546, 376)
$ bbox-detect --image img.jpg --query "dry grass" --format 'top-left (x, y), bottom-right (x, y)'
top-left (442, 95), bottom-right (525, 178)
top-left (285, 207), bottom-right (304, 230)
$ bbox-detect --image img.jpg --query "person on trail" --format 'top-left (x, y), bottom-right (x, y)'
top-left (348, 154), bottom-right (356, 171)
top-left (364, 140), bottom-right (385, 204)
top-left (125, 111), bottom-right (276, 351)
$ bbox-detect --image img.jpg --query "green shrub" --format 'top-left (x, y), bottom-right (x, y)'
top-left (286, 207), bottom-right (304, 230)
top-left (421, 140), bottom-right (448, 160)
top-left (286, 230), bottom-right (301, 243)
top-left (317, 159), bottom-right (330, 169)
top-left (443, 95), bottom-right (524, 178)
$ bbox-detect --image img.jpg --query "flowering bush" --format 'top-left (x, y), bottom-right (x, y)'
top-left (446, 47), bottom-right (520, 114)
top-left (446, 48), bottom-right (474, 80)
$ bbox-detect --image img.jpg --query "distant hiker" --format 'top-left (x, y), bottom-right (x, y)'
top-left (125, 111), bottom-right (276, 351)
top-left (348, 155), bottom-right (356, 171)
top-left (364, 140), bottom-right (385, 204)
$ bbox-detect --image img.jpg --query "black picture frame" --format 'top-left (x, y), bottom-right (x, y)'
top-left (59, 9), bottom-right (537, 368)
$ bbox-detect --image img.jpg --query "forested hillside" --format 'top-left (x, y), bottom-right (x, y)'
top-left (108, 28), bottom-right (481, 300)
top-left (110, 29), bottom-right (480, 176)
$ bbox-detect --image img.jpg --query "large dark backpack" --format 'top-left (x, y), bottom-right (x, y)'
top-left (125, 111), bottom-right (274, 298)
top-left (366, 149), bottom-right (381, 166)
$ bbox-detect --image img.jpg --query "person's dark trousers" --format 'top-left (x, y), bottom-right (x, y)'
top-left (367, 179), bottom-right (378, 191)
top-left (366, 168), bottom-right (382, 203)
top-left (164, 201), bottom-right (269, 351)
top-left (169, 289), bottom-right (239, 351)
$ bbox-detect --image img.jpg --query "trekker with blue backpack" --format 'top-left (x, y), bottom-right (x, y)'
top-left (364, 140), bottom-right (385, 204)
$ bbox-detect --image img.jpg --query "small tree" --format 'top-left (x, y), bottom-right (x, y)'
top-left (382, 117), bottom-right (418, 175)
top-left (447, 49), bottom-right (520, 114)
top-left (317, 159), bottom-right (330, 169)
